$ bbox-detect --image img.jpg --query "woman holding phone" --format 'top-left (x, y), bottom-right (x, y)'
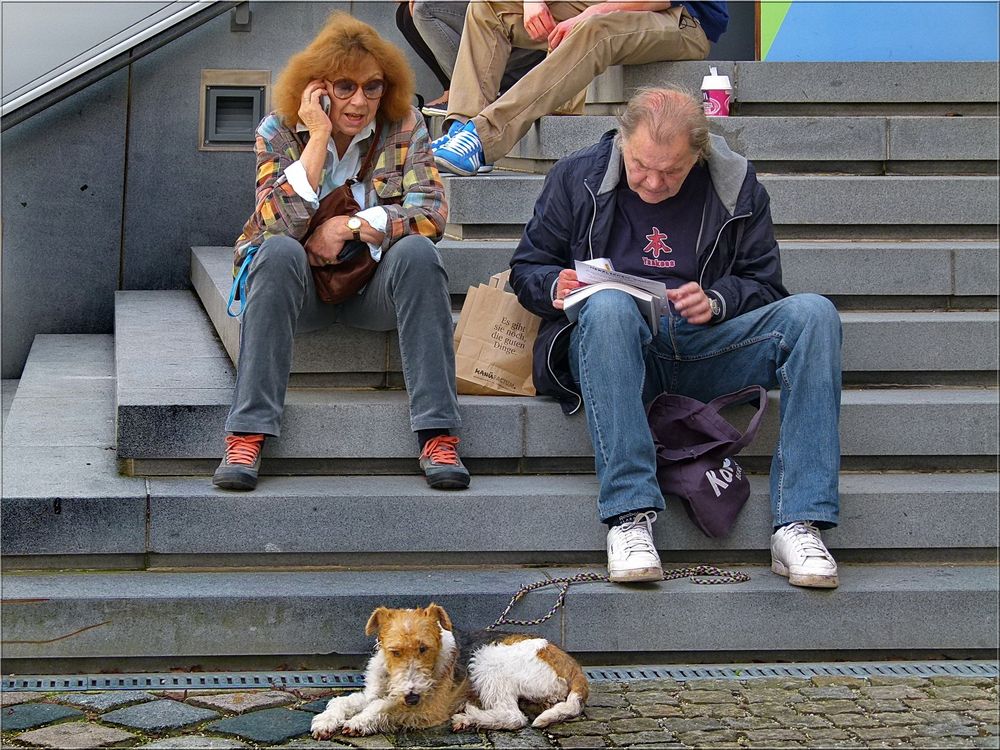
top-left (215, 12), bottom-right (468, 492)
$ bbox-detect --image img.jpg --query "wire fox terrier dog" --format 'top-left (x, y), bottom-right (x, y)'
top-left (310, 603), bottom-right (589, 737)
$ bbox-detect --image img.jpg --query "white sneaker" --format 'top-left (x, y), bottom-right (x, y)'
top-left (770, 522), bottom-right (839, 588)
top-left (606, 511), bottom-right (662, 583)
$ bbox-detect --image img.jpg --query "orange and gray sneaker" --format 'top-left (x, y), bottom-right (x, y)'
top-left (213, 433), bottom-right (265, 490)
top-left (419, 435), bottom-right (470, 490)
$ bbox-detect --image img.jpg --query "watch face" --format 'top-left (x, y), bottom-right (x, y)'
top-left (347, 217), bottom-right (362, 230)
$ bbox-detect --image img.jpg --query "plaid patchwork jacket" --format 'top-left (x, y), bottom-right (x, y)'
top-left (234, 107), bottom-right (447, 267)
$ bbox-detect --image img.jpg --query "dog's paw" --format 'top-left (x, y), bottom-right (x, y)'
top-left (310, 711), bottom-right (345, 740)
top-left (342, 716), bottom-right (377, 736)
top-left (451, 712), bottom-right (476, 732)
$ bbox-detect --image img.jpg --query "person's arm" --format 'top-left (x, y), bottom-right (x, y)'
top-left (548, 1), bottom-right (672, 49)
top-left (377, 109), bottom-right (448, 250)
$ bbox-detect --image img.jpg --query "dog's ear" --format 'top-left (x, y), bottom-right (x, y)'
top-left (426, 602), bottom-right (453, 632)
top-left (365, 607), bottom-right (389, 637)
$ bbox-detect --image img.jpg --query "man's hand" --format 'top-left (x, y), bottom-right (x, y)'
top-left (547, 13), bottom-right (584, 50)
top-left (667, 282), bottom-right (713, 324)
top-left (552, 268), bottom-right (583, 310)
top-left (523, 1), bottom-right (556, 41)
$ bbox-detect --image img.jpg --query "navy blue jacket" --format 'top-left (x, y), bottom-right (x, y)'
top-left (676, 1), bottom-right (729, 43)
top-left (509, 130), bottom-right (788, 413)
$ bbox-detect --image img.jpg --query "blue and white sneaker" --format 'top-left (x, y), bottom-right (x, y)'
top-left (434, 120), bottom-right (491, 176)
top-left (430, 119), bottom-right (462, 151)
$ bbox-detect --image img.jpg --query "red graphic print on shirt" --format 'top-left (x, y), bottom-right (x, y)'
top-left (642, 227), bottom-right (676, 268)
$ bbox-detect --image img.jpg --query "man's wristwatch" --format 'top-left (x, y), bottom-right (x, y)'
top-left (707, 294), bottom-right (722, 320)
top-left (347, 216), bottom-right (363, 242)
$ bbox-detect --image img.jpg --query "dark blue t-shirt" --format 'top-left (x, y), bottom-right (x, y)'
top-left (605, 162), bottom-right (710, 290)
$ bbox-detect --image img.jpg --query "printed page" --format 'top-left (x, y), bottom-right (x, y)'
top-left (574, 259), bottom-right (668, 301)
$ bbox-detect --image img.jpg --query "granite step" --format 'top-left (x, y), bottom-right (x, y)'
top-left (190, 248), bottom-right (999, 387)
top-left (195, 241), bottom-right (1000, 304)
top-left (111, 299), bottom-right (999, 469)
top-left (592, 61), bottom-right (997, 114)
top-left (504, 114), bottom-right (999, 169)
top-left (6, 334), bottom-right (995, 569)
top-left (3, 565), bottom-right (996, 662)
top-left (443, 173), bottom-right (1000, 240)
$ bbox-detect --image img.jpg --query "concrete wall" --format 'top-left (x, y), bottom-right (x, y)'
top-left (0, 1), bottom-right (754, 377)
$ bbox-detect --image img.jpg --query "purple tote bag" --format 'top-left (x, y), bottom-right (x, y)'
top-left (646, 385), bottom-right (767, 538)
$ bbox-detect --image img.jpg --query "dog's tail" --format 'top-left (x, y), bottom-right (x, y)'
top-left (531, 669), bottom-right (589, 728)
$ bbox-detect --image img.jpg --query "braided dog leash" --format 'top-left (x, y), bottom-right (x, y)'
top-left (486, 565), bottom-right (750, 630)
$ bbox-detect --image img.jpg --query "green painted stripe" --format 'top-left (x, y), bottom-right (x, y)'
top-left (760, 0), bottom-right (793, 61)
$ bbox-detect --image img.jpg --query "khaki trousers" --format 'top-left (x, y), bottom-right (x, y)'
top-left (448, 2), bottom-right (710, 163)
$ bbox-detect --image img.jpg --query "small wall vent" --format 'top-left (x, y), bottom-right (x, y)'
top-left (199, 70), bottom-right (270, 151)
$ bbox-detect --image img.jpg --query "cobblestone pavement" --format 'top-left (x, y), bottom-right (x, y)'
top-left (2, 674), bottom-right (997, 749)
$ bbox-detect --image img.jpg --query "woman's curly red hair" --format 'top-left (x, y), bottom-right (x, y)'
top-left (273, 11), bottom-right (415, 127)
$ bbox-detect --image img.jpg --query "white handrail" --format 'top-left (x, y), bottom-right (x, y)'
top-left (1, 1), bottom-right (216, 118)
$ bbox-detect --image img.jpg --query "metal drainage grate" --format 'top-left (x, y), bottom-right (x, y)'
top-left (584, 661), bottom-right (999, 683)
top-left (2, 661), bottom-right (996, 692)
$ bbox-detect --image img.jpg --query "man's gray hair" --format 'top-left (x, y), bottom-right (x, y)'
top-left (615, 85), bottom-right (712, 160)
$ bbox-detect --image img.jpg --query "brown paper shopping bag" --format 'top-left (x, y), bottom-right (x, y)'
top-left (454, 271), bottom-right (540, 396)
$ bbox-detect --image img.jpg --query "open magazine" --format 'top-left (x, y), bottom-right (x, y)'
top-left (563, 259), bottom-right (668, 336)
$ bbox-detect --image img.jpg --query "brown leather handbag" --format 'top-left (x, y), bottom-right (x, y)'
top-left (303, 122), bottom-right (383, 304)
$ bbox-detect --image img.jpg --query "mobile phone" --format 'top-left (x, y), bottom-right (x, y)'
top-left (320, 94), bottom-right (331, 115)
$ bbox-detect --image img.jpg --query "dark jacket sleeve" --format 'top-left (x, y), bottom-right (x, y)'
top-left (706, 179), bottom-right (789, 322)
top-left (509, 162), bottom-right (578, 321)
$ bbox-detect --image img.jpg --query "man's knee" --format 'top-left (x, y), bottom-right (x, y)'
top-left (789, 293), bottom-right (840, 332)
top-left (577, 290), bottom-right (646, 332)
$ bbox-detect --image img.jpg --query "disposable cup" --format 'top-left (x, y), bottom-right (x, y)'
top-left (701, 66), bottom-right (732, 117)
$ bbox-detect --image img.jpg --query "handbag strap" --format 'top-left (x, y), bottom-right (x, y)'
top-left (705, 384), bottom-right (768, 453)
top-left (354, 119), bottom-right (383, 185)
top-left (226, 245), bottom-right (258, 317)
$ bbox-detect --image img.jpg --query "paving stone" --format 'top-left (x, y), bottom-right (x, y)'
top-left (928, 687), bottom-right (994, 701)
top-left (864, 686), bottom-right (930, 700)
top-left (15, 721), bottom-right (135, 749)
top-left (606, 718), bottom-right (661, 733)
top-left (0, 702), bottom-right (84, 730)
top-left (747, 679), bottom-right (810, 690)
top-left (205, 707), bottom-right (315, 744)
top-left (680, 703), bottom-right (747, 718)
top-left (971, 711), bottom-right (1000, 722)
top-left (675, 730), bottom-right (742, 745)
top-left (138, 736), bottom-right (251, 749)
top-left (872, 711), bottom-right (931, 725)
top-left (102, 700), bottom-right (219, 731)
top-left (300, 699), bottom-right (333, 713)
top-left (546, 720), bottom-right (609, 737)
top-left (910, 740), bottom-right (976, 749)
top-left (661, 717), bottom-right (725, 733)
top-left (58, 691), bottom-right (156, 712)
top-left (631, 703), bottom-right (683, 719)
top-left (1, 692), bottom-right (45, 707)
top-left (580, 707), bottom-right (633, 721)
top-left (927, 678), bottom-right (998, 688)
top-left (486, 728), bottom-right (553, 748)
top-left (810, 677), bottom-right (869, 688)
top-left (829, 713), bottom-right (881, 728)
top-left (794, 700), bottom-right (862, 714)
top-left (625, 680), bottom-right (682, 693)
top-left (626, 692), bottom-right (680, 707)
top-left (606, 730), bottom-right (677, 746)
top-left (328, 735), bottom-right (395, 749)
top-left (396, 729), bottom-right (487, 747)
top-left (852, 726), bottom-right (919, 741)
top-left (859, 700), bottom-right (911, 713)
top-left (187, 691), bottom-right (295, 714)
top-left (799, 728), bottom-right (853, 741)
top-left (745, 689), bottom-right (805, 704)
top-left (799, 686), bottom-right (858, 700)
top-left (722, 716), bottom-right (780, 730)
top-left (743, 728), bottom-right (806, 743)
top-left (553, 737), bottom-right (607, 749)
top-left (909, 712), bottom-right (972, 725)
top-left (906, 699), bottom-right (998, 712)
top-left (870, 677), bottom-right (931, 687)
top-left (972, 737), bottom-right (1000, 749)
top-left (678, 690), bottom-right (739, 704)
top-left (582, 693), bottom-right (628, 709)
top-left (680, 680), bottom-right (742, 691)
top-left (916, 723), bottom-right (982, 737)
top-left (268, 740), bottom-right (354, 750)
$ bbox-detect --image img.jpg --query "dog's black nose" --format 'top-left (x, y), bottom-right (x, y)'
top-left (404, 692), bottom-right (420, 706)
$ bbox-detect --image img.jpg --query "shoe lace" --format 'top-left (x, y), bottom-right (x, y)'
top-left (421, 435), bottom-right (461, 466)
top-left (224, 433), bottom-right (264, 465)
top-left (784, 522), bottom-right (834, 561)
top-left (445, 130), bottom-right (482, 160)
top-left (616, 511), bottom-right (658, 556)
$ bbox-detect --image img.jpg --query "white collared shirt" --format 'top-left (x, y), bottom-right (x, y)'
top-left (285, 120), bottom-right (388, 260)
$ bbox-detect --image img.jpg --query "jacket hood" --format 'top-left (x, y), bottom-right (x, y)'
top-left (593, 130), bottom-right (749, 216)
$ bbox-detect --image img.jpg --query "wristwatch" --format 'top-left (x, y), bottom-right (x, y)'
top-left (347, 216), bottom-right (363, 242)
top-left (708, 294), bottom-right (722, 320)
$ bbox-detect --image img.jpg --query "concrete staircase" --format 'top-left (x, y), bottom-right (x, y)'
top-left (3, 61), bottom-right (997, 670)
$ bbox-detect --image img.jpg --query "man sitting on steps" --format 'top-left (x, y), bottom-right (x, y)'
top-left (432, 0), bottom-right (727, 176)
top-left (509, 86), bottom-right (844, 588)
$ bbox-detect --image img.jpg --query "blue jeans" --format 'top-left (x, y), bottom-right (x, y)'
top-left (568, 290), bottom-right (842, 526)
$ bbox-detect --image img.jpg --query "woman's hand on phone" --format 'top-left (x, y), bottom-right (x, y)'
top-left (298, 79), bottom-right (333, 138)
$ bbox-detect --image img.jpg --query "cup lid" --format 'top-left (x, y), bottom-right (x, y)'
top-left (701, 66), bottom-right (732, 90)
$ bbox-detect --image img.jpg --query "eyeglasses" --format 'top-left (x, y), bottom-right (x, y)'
top-left (330, 78), bottom-right (385, 100)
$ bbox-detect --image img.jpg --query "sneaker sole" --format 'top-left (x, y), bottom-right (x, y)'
top-left (608, 566), bottom-right (663, 583)
top-left (424, 470), bottom-right (471, 491)
top-left (770, 560), bottom-right (839, 588)
top-left (434, 154), bottom-right (479, 177)
top-left (212, 467), bottom-right (259, 491)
